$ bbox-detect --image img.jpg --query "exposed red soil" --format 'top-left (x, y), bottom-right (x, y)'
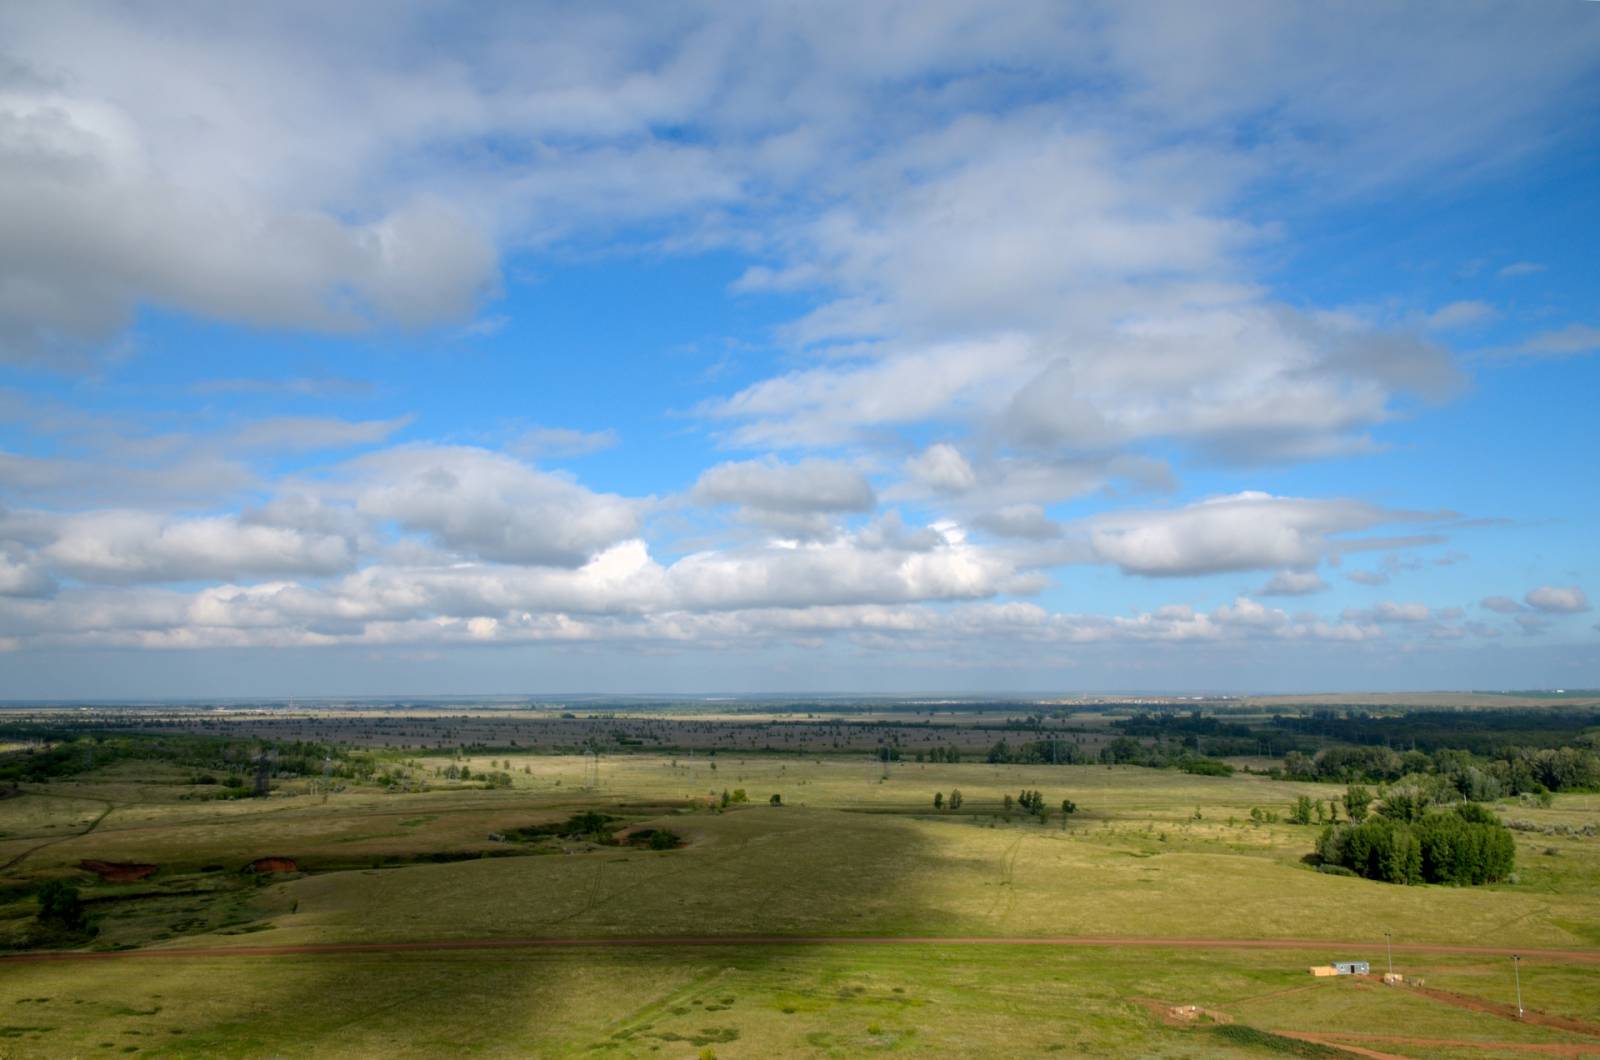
top-left (4, 934), bottom-right (1599, 965)
top-left (78, 860), bottom-right (156, 883)
top-left (1401, 981), bottom-right (1600, 1037)
top-left (1292, 1031), bottom-right (1600, 1057)
top-left (1133, 997), bottom-right (1232, 1027)
top-left (245, 857), bottom-right (299, 874)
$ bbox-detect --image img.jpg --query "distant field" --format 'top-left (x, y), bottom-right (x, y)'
top-left (1242, 691), bottom-right (1600, 709)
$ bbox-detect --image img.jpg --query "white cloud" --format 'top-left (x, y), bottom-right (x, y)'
top-left (231, 415), bottom-right (412, 452)
top-left (1480, 595), bottom-right (1523, 614)
top-left (905, 443), bottom-right (977, 493)
top-left (1424, 300), bottom-right (1496, 330)
top-left (1502, 324), bottom-right (1600, 359)
top-left (1498, 262), bottom-right (1547, 278)
top-left (510, 426), bottom-right (619, 459)
top-left (692, 457), bottom-right (874, 514)
top-left (39, 510), bottom-right (356, 584)
top-left (1260, 570), bottom-right (1328, 596)
top-left (1342, 601), bottom-right (1431, 624)
top-left (0, 549), bottom-right (54, 597)
top-left (1085, 492), bottom-right (1413, 577)
top-left (973, 504), bottom-right (1062, 541)
top-left (345, 445), bottom-right (642, 566)
top-left (1524, 586), bottom-right (1590, 614)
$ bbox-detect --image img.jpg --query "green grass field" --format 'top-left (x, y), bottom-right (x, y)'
top-left (2, 743), bottom-right (1597, 1057)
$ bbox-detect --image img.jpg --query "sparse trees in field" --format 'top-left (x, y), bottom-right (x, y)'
top-left (1289, 795), bottom-right (1315, 825)
top-left (948, 788), bottom-right (963, 810)
top-left (769, 793), bottom-right (781, 805)
top-left (933, 792), bottom-right (944, 810)
top-left (1061, 798), bottom-right (1077, 815)
top-left (1017, 790), bottom-right (1048, 818)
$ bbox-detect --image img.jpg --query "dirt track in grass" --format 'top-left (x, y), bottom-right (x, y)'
top-left (4, 934), bottom-right (1598, 964)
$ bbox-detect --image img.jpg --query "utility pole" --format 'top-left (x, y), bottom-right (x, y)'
top-left (1512, 955), bottom-right (1524, 1019)
top-left (1385, 932), bottom-right (1393, 978)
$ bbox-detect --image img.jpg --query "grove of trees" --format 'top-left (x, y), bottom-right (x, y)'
top-left (1315, 802), bottom-right (1515, 885)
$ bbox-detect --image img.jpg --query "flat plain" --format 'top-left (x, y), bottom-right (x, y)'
top-left (2, 706), bottom-right (1598, 1058)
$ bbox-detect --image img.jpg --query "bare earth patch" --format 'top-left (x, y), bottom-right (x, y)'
top-left (78, 860), bottom-right (156, 883)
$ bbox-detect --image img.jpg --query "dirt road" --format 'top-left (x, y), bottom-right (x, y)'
top-left (4, 934), bottom-right (1597, 964)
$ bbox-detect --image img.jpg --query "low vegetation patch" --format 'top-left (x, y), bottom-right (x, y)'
top-left (1207, 1025), bottom-right (1343, 1057)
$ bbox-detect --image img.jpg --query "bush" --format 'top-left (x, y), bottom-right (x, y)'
top-left (35, 880), bottom-right (87, 932)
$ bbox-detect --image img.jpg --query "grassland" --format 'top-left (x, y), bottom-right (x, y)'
top-left (1, 711), bottom-right (1597, 1057)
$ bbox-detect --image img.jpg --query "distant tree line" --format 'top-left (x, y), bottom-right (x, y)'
top-left (1283, 743), bottom-right (1600, 796)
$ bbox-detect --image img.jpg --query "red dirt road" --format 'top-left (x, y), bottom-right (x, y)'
top-left (3, 934), bottom-right (1598, 964)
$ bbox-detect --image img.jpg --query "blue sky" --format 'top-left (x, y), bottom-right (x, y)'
top-left (1, 2), bottom-right (1597, 697)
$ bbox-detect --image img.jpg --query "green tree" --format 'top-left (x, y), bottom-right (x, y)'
top-left (1289, 795), bottom-right (1315, 825)
top-left (948, 788), bottom-right (963, 810)
top-left (1343, 785), bottom-right (1373, 822)
top-left (933, 792), bottom-right (944, 810)
top-left (35, 881), bottom-right (87, 932)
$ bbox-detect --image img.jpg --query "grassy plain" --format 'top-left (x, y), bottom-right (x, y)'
top-left (1, 738), bottom-right (1597, 1057)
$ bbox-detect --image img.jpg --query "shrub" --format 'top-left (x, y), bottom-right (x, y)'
top-left (36, 880), bottom-right (86, 930)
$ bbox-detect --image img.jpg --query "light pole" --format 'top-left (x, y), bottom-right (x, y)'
top-left (1385, 932), bottom-right (1393, 979)
top-left (1512, 955), bottom-right (1524, 1019)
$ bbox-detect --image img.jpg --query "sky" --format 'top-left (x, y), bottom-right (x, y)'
top-left (1, 2), bottom-right (1598, 698)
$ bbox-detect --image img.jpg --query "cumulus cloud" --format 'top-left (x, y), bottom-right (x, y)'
top-left (1480, 595), bottom-right (1524, 614)
top-left (1259, 570), bottom-right (1328, 596)
top-left (692, 457), bottom-right (874, 515)
top-left (0, 549), bottom-right (55, 597)
top-left (1084, 492), bottom-right (1418, 577)
top-left (39, 510), bottom-right (356, 583)
top-left (345, 446), bottom-right (641, 566)
top-left (0, 84), bottom-right (497, 361)
top-left (1342, 601), bottom-right (1432, 624)
top-left (1524, 586), bottom-right (1590, 614)
top-left (973, 504), bottom-right (1062, 541)
top-left (905, 443), bottom-right (977, 493)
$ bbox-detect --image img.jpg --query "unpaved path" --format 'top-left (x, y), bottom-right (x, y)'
top-left (0, 796), bottom-right (114, 873)
top-left (3, 934), bottom-right (1598, 964)
top-left (1290, 1031), bottom-right (1600, 1057)
top-left (1402, 981), bottom-right (1600, 1036)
